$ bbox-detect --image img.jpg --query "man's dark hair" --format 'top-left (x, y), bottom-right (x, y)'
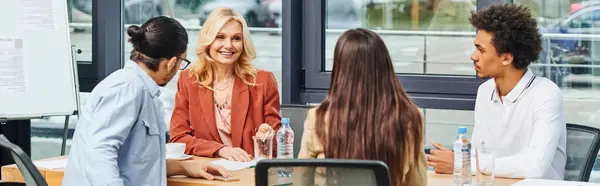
top-left (127, 16), bottom-right (188, 72)
top-left (469, 4), bottom-right (542, 69)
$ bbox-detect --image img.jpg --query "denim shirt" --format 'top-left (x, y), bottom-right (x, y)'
top-left (62, 61), bottom-right (166, 186)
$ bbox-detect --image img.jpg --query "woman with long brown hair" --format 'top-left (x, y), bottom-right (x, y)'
top-left (297, 28), bottom-right (427, 186)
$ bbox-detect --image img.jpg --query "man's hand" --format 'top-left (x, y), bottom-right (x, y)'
top-left (427, 140), bottom-right (454, 174)
top-left (179, 160), bottom-right (230, 180)
top-left (217, 147), bottom-right (252, 162)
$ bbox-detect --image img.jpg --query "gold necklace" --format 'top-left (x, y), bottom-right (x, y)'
top-left (214, 82), bottom-right (232, 91)
top-left (214, 87), bottom-right (232, 111)
top-left (214, 75), bottom-right (234, 91)
top-left (214, 90), bottom-right (232, 127)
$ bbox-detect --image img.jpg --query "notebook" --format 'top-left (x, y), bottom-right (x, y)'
top-left (210, 159), bottom-right (258, 171)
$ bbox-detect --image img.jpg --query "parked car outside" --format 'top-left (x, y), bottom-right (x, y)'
top-left (198, 0), bottom-right (274, 27)
top-left (539, 2), bottom-right (600, 86)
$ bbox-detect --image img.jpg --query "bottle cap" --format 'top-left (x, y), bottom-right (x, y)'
top-left (458, 126), bottom-right (467, 134)
top-left (282, 118), bottom-right (290, 125)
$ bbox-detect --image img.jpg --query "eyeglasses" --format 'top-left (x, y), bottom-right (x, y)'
top-left (177, 57), bottom-right (191, 70)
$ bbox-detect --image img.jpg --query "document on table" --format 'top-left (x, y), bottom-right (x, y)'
top-left (33, 159), bottom-right (67, 169)
top-left (512, 179), bottom-right (600, 186)
top-left (210, 159), bottom-right (258, 171)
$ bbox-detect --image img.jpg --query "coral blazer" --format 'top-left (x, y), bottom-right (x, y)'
top-left (169, 69), bottom-right (281, 157)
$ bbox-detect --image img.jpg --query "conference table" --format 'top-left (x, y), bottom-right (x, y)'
top-left (1, 156), bottom-right (522, 186)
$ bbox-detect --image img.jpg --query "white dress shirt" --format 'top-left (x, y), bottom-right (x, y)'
top-left (472, 68), bottom-right (566, 180)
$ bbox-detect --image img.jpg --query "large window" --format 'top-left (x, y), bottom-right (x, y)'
top-left (301, 0), bottom-right (485, 109)
top-left (325, 0), bottom-right (478, 75)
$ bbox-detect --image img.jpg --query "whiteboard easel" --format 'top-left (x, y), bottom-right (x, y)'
top-left (0, 0), bottom-right (80, 156)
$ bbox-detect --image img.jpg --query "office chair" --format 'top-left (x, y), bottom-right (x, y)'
top-left (255, 159), bottom-right (391, 186)
top-left (0, 135), bottom-right (48, 186)
top-left (564, 123), bottom-right (600, 182)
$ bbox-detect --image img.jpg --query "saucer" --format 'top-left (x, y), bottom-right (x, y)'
top-left (166, 154), bottom-right (192, 160)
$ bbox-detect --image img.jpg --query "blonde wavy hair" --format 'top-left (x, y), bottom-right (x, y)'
top-left (190, 8), bottom-right (257, 89)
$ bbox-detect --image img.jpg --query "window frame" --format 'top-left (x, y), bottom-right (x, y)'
top-left (76, 0), bottom-right (124, 92)
top-left (286, 0), bottom-right (510, 110)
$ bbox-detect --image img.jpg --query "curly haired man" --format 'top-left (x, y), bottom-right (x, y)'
top-left (427, 4), bottom-right (566, 180)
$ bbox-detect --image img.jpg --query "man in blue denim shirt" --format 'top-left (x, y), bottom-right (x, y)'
top-left (63, 16), bottom-right (229, 186)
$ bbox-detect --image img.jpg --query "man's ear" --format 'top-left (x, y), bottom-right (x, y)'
top-left (501, 53), bottom-right (514, 66)
top-left (167, 56), bottom-right (178, 71)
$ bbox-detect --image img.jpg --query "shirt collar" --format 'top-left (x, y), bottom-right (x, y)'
top-left (490, 68), bottom-right (536, 103)
top-left (125, 60), bottom-right (161, 97)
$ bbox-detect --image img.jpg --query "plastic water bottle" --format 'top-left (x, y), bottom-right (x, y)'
top-left (276, 118), bottom-right (294, 177)
top-left (453, 126), bottom-right (472, 186)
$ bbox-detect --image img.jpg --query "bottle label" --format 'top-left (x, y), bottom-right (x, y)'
top-left (462, 143), bottom-right (471, 165)
top-left (461, 140), bottom-right (471, 177)
top-left (277, 129), bottom-right (295, 158)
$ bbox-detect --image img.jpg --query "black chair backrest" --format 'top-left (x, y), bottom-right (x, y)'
top-left (281, 104), bottom-right (313, 158)
top-left (255, 159), bottom-right (391, 186)
top-left (0, 135), bottom-right (47, 186)
top-left (0, 183), bottom-right (26, 186)
top-left (565, 123), bottom-right (600, 182)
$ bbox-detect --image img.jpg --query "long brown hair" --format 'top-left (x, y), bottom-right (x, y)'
top-left (315, 28), bottom-right (424, 185)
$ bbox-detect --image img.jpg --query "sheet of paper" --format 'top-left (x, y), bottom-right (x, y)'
top-left (0, 38), bottom-right (27, 93)
top-left (19, 0), bottom-right (55, 31)
top-left (33, 159), bottom-right (67, 169)
top-left (512, 179), bottom-right (600, 186)
top-left (210, 159), bottom-right (258, 171)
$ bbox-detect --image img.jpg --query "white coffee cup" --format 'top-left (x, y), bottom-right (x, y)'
top-left (166, 143), bottom-right (186, 158)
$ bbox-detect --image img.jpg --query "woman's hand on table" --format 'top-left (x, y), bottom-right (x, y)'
top-left (180, 160), bottom-right (230, 180)
top-left (218, 147), bottom-right (253, 162)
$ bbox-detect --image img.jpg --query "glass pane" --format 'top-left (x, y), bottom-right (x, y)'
top-left (423, 109), bottom-right (475, 148)
top-left (515, 0), bottom-right (600, 182)
top-left (68, 0), bottom-right (92, 62)
top-left (324, 0), bottom-right (477, 75)
top-left (122, 0), bottom-right (283, 129)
